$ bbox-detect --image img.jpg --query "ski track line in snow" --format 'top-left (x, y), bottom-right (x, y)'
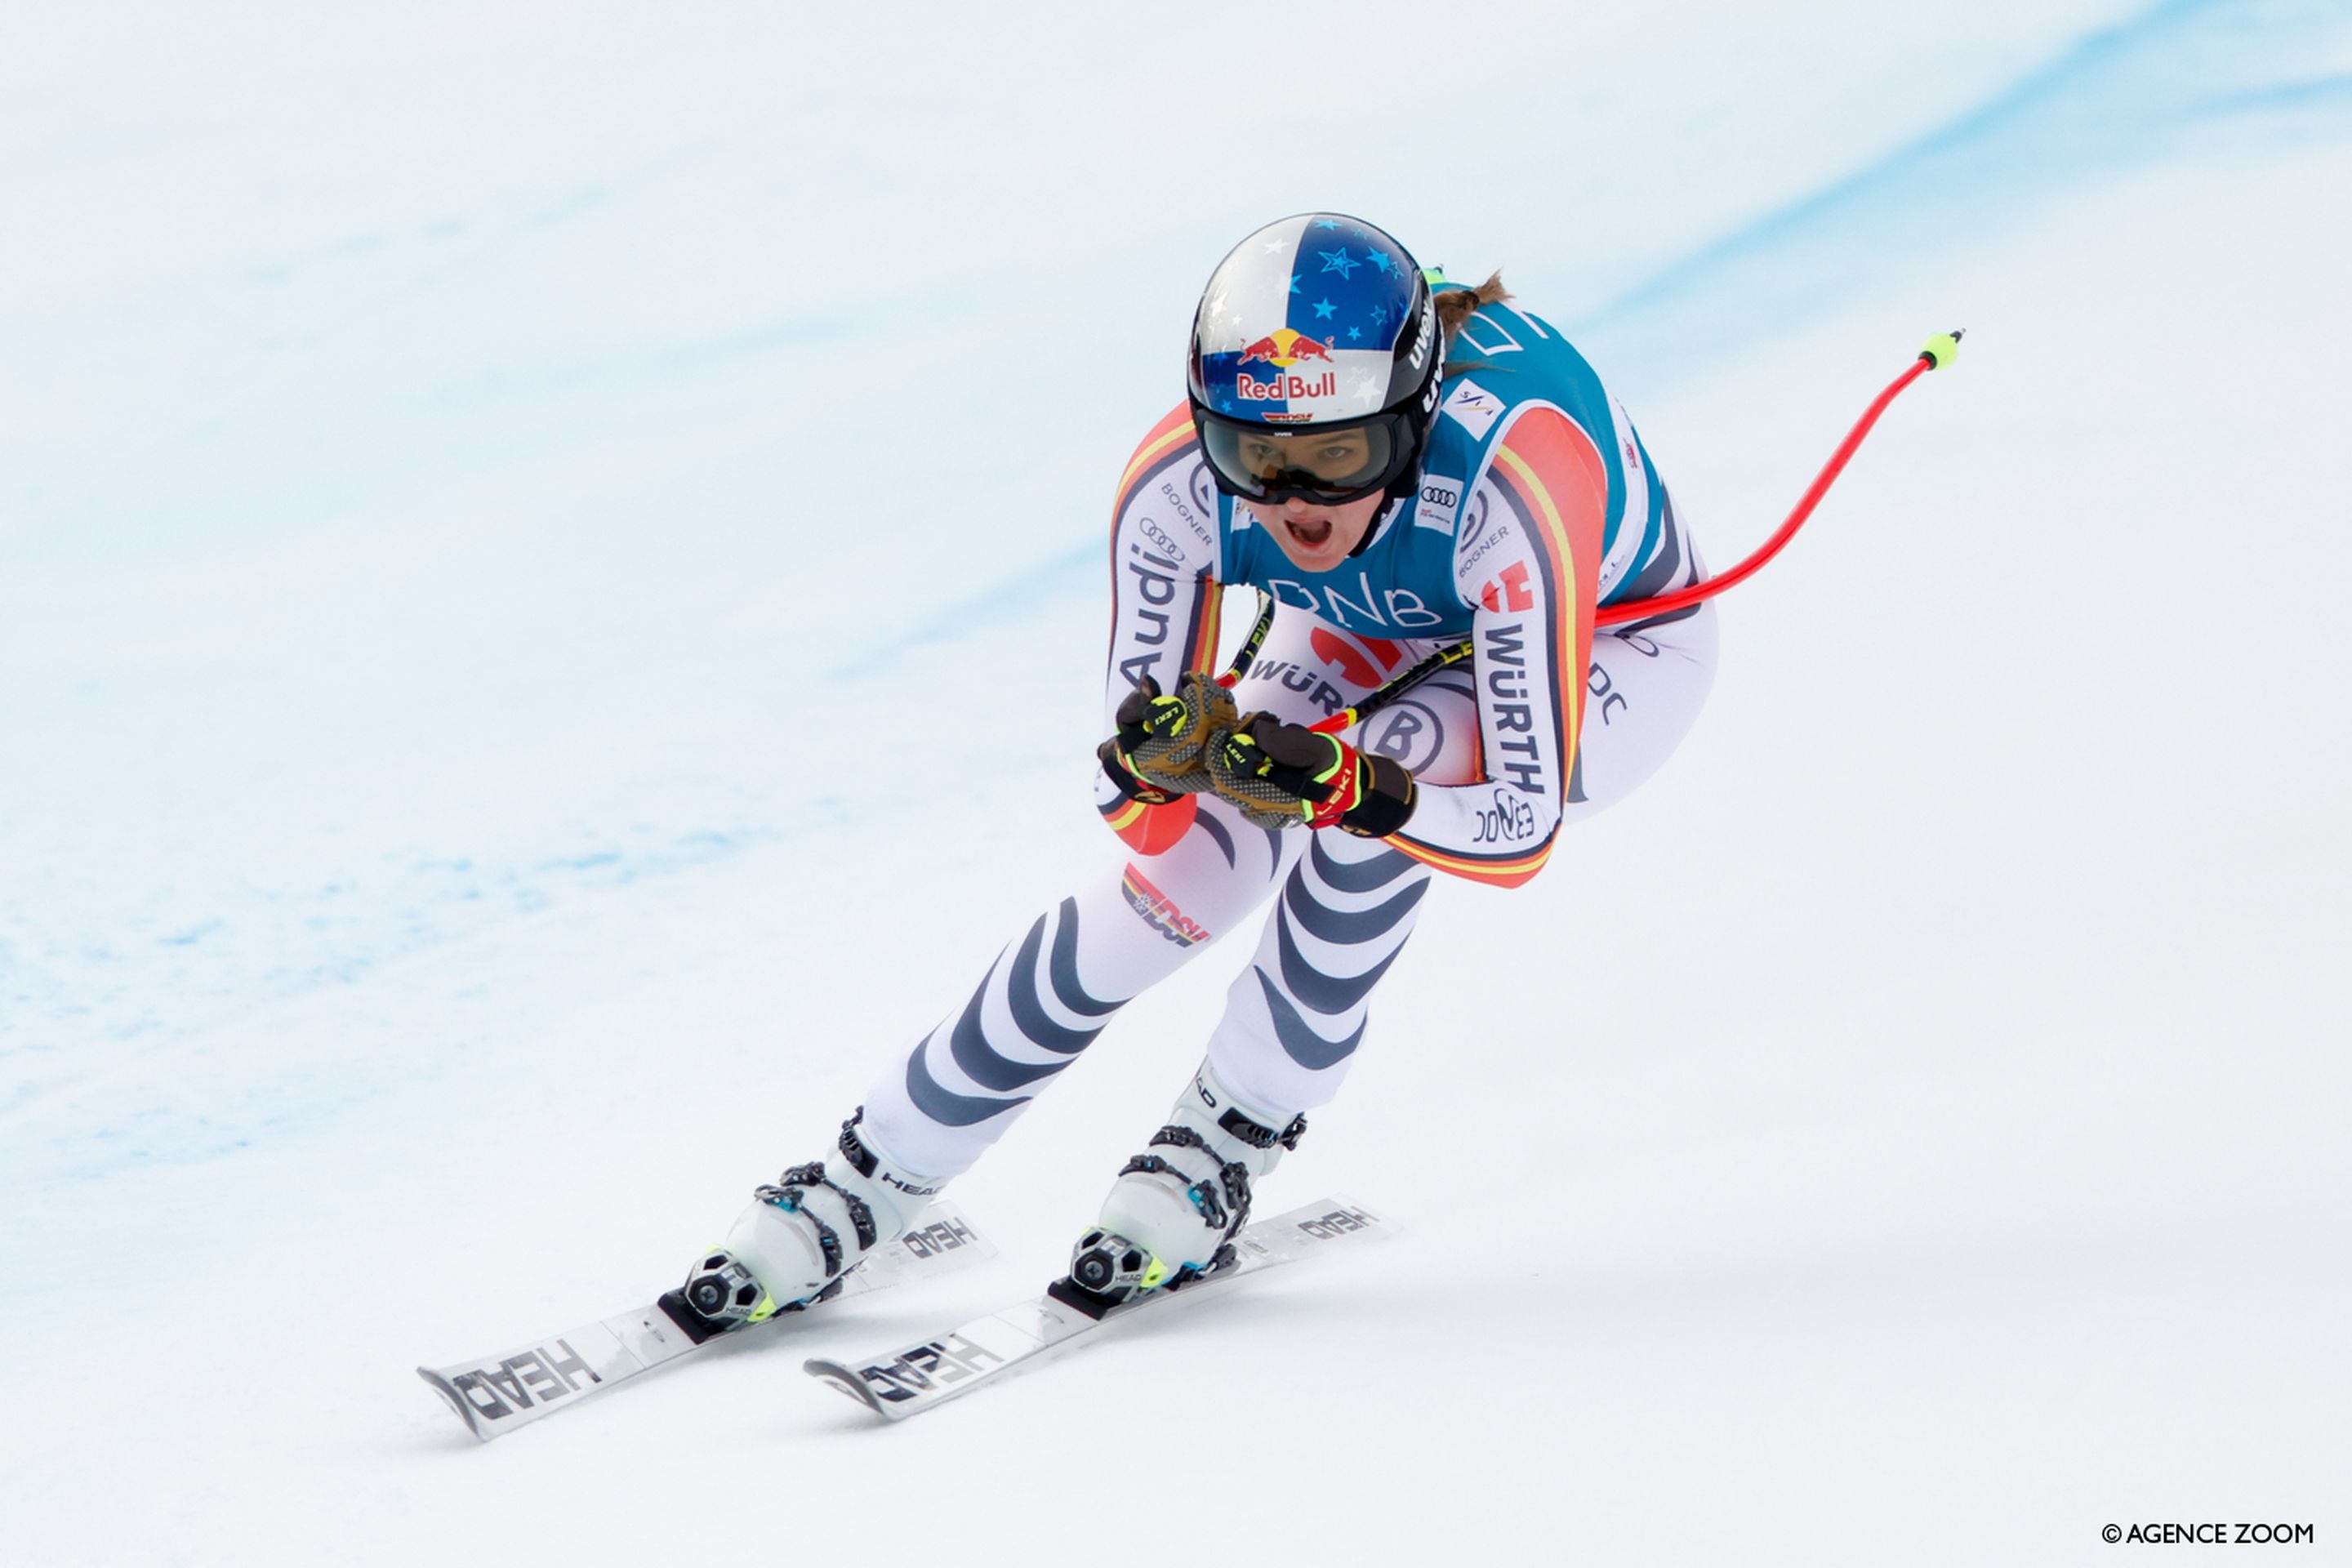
top-left (7, 0), bottom-right (2346, 1192)
top-left (1590, 0), bottom-right (2352, 360)
top-left (847, 0), bottom-right (2352, 657)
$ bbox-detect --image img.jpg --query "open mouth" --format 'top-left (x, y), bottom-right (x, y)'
top-left (1285, 514), bottom-right (1334, 549)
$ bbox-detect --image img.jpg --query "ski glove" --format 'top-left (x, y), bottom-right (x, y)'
top-left (1207, 713), bottom-right (1418, 837)
top-left (1098, 670), bottom-right (1240, 804)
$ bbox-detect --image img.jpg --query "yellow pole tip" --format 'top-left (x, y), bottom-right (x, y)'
top-left (1919, 329), bottom-right (1963, 369)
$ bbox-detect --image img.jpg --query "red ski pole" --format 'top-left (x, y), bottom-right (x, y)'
top-left (1307, 329), bottom-right (1962, 735)
top-left (1593, 328), bottom-right (1962, 627)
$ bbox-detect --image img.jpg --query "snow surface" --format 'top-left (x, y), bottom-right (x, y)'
top-left (5, 2), bottom-right (2349, 1562)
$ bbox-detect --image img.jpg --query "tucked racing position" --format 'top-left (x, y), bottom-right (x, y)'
top-left (675, 212), bottom-right (1719, 1328)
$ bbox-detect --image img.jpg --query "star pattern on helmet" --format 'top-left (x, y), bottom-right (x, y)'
top-left (1194, 220), bottom-right (1425, 417)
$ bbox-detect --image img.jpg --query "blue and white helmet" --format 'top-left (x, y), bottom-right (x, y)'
top-left (1187, 213), bottom-right (1441, 505)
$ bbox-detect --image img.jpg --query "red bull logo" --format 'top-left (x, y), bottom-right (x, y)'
top-left (1236, 328), bottom-right (1334, 369)
top-left (1236, 369), bottom-right (1337, 403)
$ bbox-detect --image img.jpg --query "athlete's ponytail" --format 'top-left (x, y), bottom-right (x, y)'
top-left (1437, 271), bottom-right (1511, 376)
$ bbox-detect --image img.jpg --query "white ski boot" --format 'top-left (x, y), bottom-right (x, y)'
top-left (671, 1113), bottom-right (942, 1339)
top-left (1062, 1060), bottom-right (1305, 1312)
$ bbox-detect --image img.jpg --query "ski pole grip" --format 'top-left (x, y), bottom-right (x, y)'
top-left (1919, 328), bottom-right (1964, 370)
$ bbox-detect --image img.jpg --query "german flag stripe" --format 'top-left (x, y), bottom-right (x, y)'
top-left (1184, 581), bottom-right (1222, 674)
top-left (1098, 791), bottom-right (1198, 856)
top-left (1097, 405), bottom-right (1217, 859)
top-left (1105, 402), bottom-right (1210, 681)
top-left (1393, 408), bottom-right (1607, 888)
top-left (1494, 408), bottom-right (1606, 768)
top-left (1111, 402), bottom-right (1198, 521)
top-left (1390, 840), bottom-right (1547, 889)
top-left (1098, 795), bottom-right (1152, 831)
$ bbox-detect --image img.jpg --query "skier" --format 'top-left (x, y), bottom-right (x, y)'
top-left (676, 212), bottom-right (1719, 1328)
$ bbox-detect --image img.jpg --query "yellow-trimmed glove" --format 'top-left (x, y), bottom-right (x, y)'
top-left (1206, 714), bottom-right (1418, 836)
top-left (1097, 671), bottom-right (1241, 803)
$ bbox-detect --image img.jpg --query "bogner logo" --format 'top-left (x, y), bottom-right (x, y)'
top-left (902, 1217), bottom-right (978, 1259)
top-left (450, 1339), bottom-right (599, 1421)
top-left (1296, 1207), bottom-right (1377, 1240)
top-left (857, 1332), bottom-right (1004, 1403)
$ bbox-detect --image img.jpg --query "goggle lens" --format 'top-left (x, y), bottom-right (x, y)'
top-left (1197, 412), bottom-right (1411, 503)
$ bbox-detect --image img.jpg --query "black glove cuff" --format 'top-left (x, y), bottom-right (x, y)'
top-left (1098, 740), bottom-right (1177, 806)
top-left (1339, 754), bottom-right (1416, 839)
top-left (1229, 716), bottom-right (1343, 803)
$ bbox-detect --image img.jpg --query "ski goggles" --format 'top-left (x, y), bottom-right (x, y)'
top-left (1192, 406), bottom-right (1423, 505)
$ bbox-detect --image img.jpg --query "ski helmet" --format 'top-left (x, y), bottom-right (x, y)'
top-left (1187, 212), bottom-right (1441, 506)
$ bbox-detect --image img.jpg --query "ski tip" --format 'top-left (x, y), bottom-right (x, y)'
top-left (416, 1366), bottom-right (493, 1443)
top-left (802, 1357), bottom-right (896, 1419)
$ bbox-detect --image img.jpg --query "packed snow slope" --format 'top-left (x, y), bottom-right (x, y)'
top-left (4, 2), bottom-right (2348, 1564)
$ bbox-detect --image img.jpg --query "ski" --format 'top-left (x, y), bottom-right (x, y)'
top-left (418, 1202), bottom-right (992, 1442)
top-left (803, 1196), bottom-right (1394, 1423)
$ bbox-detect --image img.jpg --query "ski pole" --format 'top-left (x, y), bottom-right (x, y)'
top-left (1590, 327), bottom-right (1962, 628)
top-left (1303, 330), bottom-right (1962, 735)
top-left (1215, 590), bottom-right (1277, 688)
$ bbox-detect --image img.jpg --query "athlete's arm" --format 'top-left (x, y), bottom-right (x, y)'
top-left (1098, 404), bottom-right (1226, 852)
top-left (1390, 406), bottom-right (1608, 888)
top-left (1100, 404), bottom-right (1225, 721)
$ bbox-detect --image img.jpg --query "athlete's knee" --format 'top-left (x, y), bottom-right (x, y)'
top-left (1356, 669), bottom-right (1479, 787)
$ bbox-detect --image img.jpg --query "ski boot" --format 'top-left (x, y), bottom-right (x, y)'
top-left (664, 1111), bottom-right (943, 1343)
top-left (1056, 1060), bottom-right (1304, 1318)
